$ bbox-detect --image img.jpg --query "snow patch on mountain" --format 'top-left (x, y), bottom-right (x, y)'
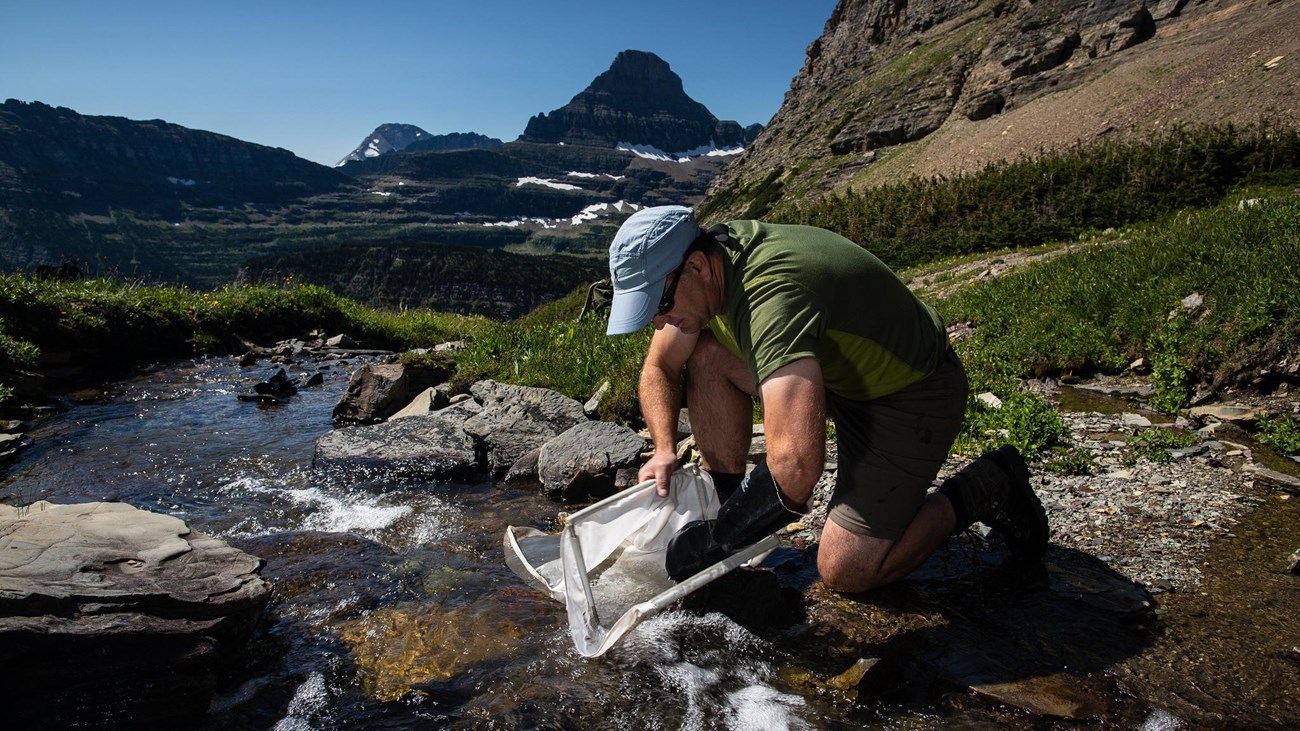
top-left (616, 141), bottom-right (745, 163)
top-left (475, 200), bottom-right (642, 229)
top-left (516, 177), bottom-right (583, 191)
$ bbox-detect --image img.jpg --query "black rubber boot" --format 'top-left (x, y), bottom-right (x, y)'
top-left (665, 458), bottom-right (803, 581)
top-left (938, 445), bottom-right (1049, 562)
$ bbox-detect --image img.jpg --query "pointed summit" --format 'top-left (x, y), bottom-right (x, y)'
top-left (521, 50), bottom-right (759, 154)
top-left (336, 123), bottom-right (431, 167)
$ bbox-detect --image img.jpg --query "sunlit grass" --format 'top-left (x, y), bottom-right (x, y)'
top-left (939, 196), bottom-right (1300, 414)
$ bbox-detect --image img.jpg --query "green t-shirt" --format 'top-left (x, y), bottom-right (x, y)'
top-left (708, 221), bottom-right (947, 401)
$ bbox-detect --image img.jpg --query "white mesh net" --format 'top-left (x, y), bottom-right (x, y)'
top-left (504, 465), bottom-right (778, 657)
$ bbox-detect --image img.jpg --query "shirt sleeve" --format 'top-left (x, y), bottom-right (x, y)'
top-left (739, 274), bottom-right (824, 387)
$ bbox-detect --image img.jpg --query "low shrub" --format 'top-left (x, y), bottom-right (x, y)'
top-left (1122, 427), bottom-right (1200, 466)
top-left (1257, 414), bottom-right (1300, 456)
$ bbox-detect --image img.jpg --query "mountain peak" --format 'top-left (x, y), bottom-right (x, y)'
top-left (336, 123), bottom-right (432, 167)
top-left (521, 50), bottom-right (759, 154)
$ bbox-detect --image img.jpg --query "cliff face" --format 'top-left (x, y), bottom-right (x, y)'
top-left (0, 99), bottom-right (347, 213)
top-left (705, 0), bottom-right (1299, 219)
top-left (521, 50), bottom-right (761, 153)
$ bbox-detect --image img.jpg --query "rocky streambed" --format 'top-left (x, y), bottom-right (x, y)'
top-left (771, 379), bottom-right (1300, 729)
top-left (1, 349), bottom-right (1297, 729)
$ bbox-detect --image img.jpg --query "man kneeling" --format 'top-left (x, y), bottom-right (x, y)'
top-left (603, 206), bottom-right (1049, 591)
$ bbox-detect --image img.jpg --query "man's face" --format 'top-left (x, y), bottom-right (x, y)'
top-left (651, 251), bottom-right (709, 334)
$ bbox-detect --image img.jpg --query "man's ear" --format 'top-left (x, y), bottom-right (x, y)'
top-left (687, 250), bottom-right (711, 278)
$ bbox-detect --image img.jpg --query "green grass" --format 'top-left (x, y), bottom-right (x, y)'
top-left (1257, 414), bottom-right (1300, 456)
top-left (450, 289), bottom-right (650, 420)
top-left (938, 197), bottom-right (1300, 414)
top-left (1122, 427), bottom-right (1201, 466)
top-left (0, 275), bottom-right (491, 403)
top-left (951, 337), bottom-right (1070, 458)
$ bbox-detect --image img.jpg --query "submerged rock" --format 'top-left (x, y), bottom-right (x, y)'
top-left (231, 531), bottom-right (414, 621)
top-left (313, 400), bottom-right (482, 481)
top-left (0, 501), bottom-right (268, 729)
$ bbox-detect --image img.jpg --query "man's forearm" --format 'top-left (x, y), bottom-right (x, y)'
top-left (639, 361), bottom-right (682, 453)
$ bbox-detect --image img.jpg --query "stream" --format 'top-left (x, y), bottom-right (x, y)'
top-left (5, 356), bottom-right (1296, 729)
top-left (3, 357), bottom-right (840, 730)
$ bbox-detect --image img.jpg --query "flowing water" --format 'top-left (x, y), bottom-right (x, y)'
top-left (10, 358), bottom-right (1288, 729)
top-left (3, 357), bottom-right (848, 730)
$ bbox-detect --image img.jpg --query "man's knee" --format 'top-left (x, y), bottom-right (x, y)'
top-left (816, 526), bottom-right (894, 593)
top-left (817, 551), bottom-right (891, 593)
top-left (685, 332), bottom-right (752, 394)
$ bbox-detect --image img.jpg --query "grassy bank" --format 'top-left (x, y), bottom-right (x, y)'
top-left (0, 277), bottom-right (491, 403)
top-left (942, 195), bottom-right (1299, 410)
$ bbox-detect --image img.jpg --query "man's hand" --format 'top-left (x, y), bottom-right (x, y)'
top-left (639, 450), bottom-right (680, 497)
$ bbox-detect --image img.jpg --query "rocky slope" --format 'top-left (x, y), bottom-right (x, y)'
top-left (705, 0), bottom-right (1300, 219)
top-left (521, 50), bottom-right (761, 153)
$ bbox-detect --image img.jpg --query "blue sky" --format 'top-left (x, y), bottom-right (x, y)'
top-left (2, 1), bottom-right (839, 166)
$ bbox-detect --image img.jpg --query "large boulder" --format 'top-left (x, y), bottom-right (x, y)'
top-left (462, 380), bottom-right (588, 476)
top-left (332, 361), bottom-right (453, 425)
top-left (313, 400), bottom-right (482, 480)
top-left (538, 420), bottom-right (647, 501)
top-left (0, 501), bottom-right (269, 729)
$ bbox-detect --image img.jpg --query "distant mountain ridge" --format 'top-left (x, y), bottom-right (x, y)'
top-left (521, 50), bottom-right (761, 154)
top-left (0, 99), bottom-right (346, 213)
top-left (0, 50), bottom-right (758, 316)
top-left (336, 124), bottom-right (502, 167)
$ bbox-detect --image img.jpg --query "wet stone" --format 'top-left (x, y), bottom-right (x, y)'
top-left (0, 501), bottom-right (268, 730)
top-left (463, 380), bottom-right (587, 476)
top-left (312, 400), bottom-right (482, 481)
top-left (231, 531), bottom-right (414, 621)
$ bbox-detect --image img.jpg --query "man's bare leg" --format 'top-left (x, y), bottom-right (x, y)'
top-left (685, 332), bottom-right (756, 474)
top-left (816, 493), bottom-right (958, 593)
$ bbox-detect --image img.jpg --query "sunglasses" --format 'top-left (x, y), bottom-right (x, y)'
top-left (656, 261), bottom-right (687, 316)
top-left (655, 235), bottom-right (715, 317)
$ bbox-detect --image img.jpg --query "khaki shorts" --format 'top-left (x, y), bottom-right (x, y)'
top-left (826, 348), bottom-right (968, 540)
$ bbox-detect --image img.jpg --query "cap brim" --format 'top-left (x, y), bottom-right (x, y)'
top-left (605, 277), bottom-right (665, 335)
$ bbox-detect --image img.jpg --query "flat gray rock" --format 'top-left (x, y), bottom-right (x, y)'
top-left (0, 501), bottom-right (267, 625)
top-left (314, 400), bottom-right (482, 480)
top-left (0, 501), bottom-right (269, 728)
top-left (1189, 404), bottom-right (1259, 424)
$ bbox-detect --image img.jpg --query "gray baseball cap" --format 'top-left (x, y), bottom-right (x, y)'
top-left (606, 205), bottom-right (703, 335)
